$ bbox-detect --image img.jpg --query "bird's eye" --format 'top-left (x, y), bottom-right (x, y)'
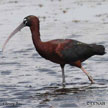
top-left (23, 18), bottom-right (28, 25)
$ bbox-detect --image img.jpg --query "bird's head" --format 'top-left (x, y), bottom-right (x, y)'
top-left (2, 15), bottom-right (39, 51)
top-left (23, 15), bottom-right (39, 27)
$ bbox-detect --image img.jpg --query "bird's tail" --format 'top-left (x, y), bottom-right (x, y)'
top-left (90, 44), bottom-right (106, 55)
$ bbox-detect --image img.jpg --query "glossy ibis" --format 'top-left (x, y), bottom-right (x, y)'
top-left (2, 15), bottom-right (105, 87)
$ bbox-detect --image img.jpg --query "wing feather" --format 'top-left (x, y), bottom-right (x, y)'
top-left (60, 40), bottom-right (94, 62)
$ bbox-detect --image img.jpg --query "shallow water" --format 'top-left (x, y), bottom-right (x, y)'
top-left (0, 0), bottom-right (108, 108)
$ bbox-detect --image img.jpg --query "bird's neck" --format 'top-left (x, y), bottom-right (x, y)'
top-left (30, 24), bottom-right (42, 48)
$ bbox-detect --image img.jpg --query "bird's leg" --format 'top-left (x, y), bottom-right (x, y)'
top-left (60, 64), bottom-right (65, 88)
top-left (81, 67), bottom-right (95, 84)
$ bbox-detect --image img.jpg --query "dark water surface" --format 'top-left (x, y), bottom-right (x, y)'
top-left (0, 0), bottom-right (108, 108)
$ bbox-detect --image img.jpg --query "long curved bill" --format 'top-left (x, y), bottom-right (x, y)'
top-left (2, 22), bottom-right (25, 52)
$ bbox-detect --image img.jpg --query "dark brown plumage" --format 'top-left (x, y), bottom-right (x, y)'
top-left (2, 15), bottom-right (106, 87)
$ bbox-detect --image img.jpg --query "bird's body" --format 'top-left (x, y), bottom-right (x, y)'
top-left (32, 37), bottom-right (105, 67)
top-left (34, 39), bottom-right (105, 66)
top-left (2, 15), bottom-right (106, 87)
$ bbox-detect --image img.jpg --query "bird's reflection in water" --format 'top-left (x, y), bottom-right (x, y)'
top-left (34, 82), bottom-right (107, 106)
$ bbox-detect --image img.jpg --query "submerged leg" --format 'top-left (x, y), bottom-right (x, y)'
top-left (81, 67), bottom-right (95, 84)
top-left (60, 64), bottom-right (65, 87)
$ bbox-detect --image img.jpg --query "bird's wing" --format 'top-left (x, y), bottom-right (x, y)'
top-left (56, 40), bottom-right (94, 62)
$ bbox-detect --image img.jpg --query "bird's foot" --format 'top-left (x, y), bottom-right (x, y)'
top-left (62, 82), bottom-right (66, 88)
top-left (88, 76), bottom-right (95, 84)
top-left (90, 80), bottom-right (95, 84)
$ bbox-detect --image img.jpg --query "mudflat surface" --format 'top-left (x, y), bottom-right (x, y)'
top-left (0, 0), bottom-right (108, 108)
